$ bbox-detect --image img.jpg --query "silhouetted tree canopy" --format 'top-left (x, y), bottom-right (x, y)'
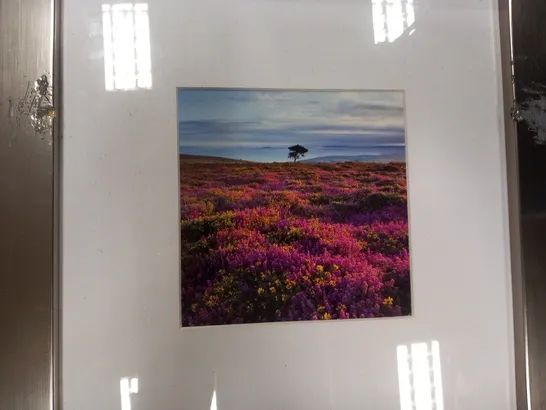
top-left (288, 144), bottom-right (309, 163)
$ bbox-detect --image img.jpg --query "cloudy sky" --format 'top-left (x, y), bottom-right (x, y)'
top-left (178, 89), bottom-right (406, 162)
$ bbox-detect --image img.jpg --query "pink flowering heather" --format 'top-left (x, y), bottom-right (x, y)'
top-left (180, 159), bottom-right (411, 326)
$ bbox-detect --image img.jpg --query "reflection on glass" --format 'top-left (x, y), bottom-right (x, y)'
top-left (210, 389), bottom-right (218, 410)
top-left (120, 377), bottom-right (139, 410)
top-left (431, 341), bottom-right (444, 409)
top-left (412, 343), bottom-right (433, 410)
top-left (397, 341), bottom-right (444, 410)
top-left (372, 0), bottom-right (415, 44)
top-left (396, 344), bottom-right (412, 410)
top-left (102, 3), bottom-right (152, 91)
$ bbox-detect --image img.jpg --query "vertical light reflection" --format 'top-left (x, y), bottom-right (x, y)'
top-left (372, 1), bottom-right (387, 44)
top-left (134, 4), bottom-right (152, 89)
top-left (412, 343), bottom-right (433, 410)
top-left (102, 3), bottom-right (152, 91)
top-left (371, 0), bottom-right (415, 44)
top-left (406, 0), bottom-right (415, 28)
top-left (112, 4), bottom-right (136, 90)
top-left (385, 0), bottom-right (404, 43)
top-left (102, 5), bottom-right (114, 90)
top-left (120, 377), bottom-right (139, 410)
top-left (210, 389), bottom-right (218, 410)
top-left (396, 345), bottom-right (412, 410)
top-left (431, 341), bottom-right (444, 410)
top-left (397, 341), bottom-right (444, 410)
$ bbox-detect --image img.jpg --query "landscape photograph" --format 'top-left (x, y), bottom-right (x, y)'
top-left (178, 88), bottom-right (410, 327)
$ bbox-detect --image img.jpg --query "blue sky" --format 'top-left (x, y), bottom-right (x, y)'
top-left (178, 89), bottom-right (406, 163)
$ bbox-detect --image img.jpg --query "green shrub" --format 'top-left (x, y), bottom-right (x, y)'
top-left (358, 192), bottom-right (406, 211)
top-left (181, 212), bottom-right (236, 242)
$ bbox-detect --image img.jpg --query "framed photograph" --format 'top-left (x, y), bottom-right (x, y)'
top-left (178, 88), bottom-right (411, 327)
top-left (58, 0), bottom-right (521, 409)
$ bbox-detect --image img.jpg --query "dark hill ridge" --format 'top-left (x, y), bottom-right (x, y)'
top-left (179, 154), bottom-right (250, 163)
top-left (301, 154), bottom-right (406, 163)
top-left (179, 153), bottom-right (406, 164)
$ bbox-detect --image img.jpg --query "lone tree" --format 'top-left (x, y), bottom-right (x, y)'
top-left (288, 144), bottom-right (309, 163)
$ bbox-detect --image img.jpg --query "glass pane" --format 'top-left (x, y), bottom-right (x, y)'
top-left (61, 1), bottom-right (516, 409)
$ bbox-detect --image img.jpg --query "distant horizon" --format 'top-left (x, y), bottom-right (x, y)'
top-left (178, 150), bottom-right (406, 164)
top-left (178, 89), bottom-right (406, 163)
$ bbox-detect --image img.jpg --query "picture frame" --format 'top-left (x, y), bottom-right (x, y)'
top-left (60, 1), bottom-right (524, 408)
top-left (0, 0), bottom-right (539, 409)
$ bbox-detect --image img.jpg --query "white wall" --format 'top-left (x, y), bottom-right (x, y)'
top-left (62, 0), bottom-right (515, 409)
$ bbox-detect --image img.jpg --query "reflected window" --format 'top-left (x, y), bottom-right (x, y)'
top-left (372, 0), bottom-right (415, 44)
top-left (210, 389), bottom-right (217, 410)
top-left (397, 341), bottom-right (444, 410)
top-left (120, 377), bottom-right (138, 410)
top-left (102, 3), bottom-right (152, 91)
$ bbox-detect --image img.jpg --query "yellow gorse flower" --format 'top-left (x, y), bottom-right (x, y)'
top-left (205, 295), bottom-right (219, 307)
top-left (314, 278), bottom-right (325, 286)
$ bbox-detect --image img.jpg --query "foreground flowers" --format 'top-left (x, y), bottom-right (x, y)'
top-left (180, 159), bottom-right (410, 326)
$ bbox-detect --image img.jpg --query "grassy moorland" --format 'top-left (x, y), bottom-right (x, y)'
top-left (180, 155), bottom-right (410, 326)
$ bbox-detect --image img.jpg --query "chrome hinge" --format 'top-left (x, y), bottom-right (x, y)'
top-left (511, 100), bottom-right (523, 123)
